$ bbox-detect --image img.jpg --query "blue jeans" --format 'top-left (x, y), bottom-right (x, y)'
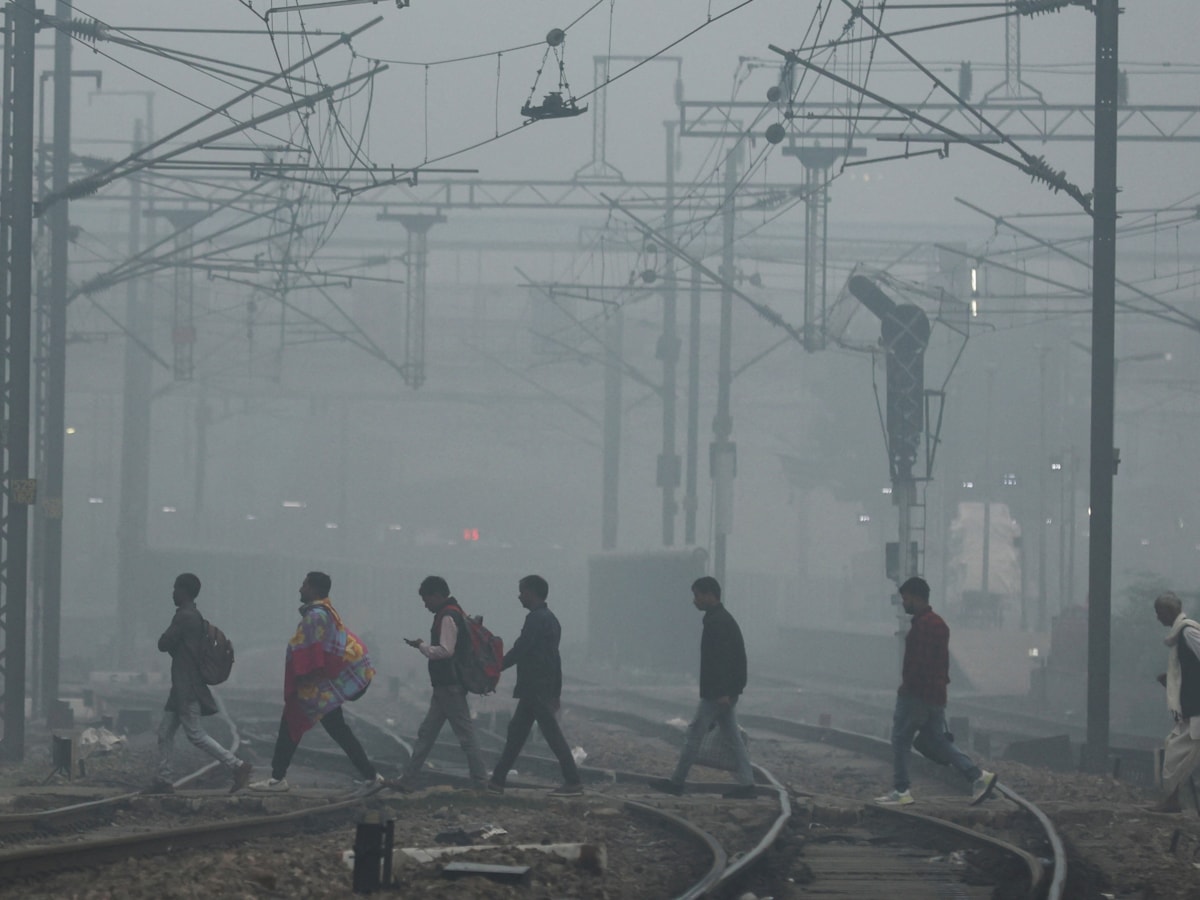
top-left (891, 693), bottom-right (981, 792)
top-left (671, 697), bottom-right (753, 787)
top-left (157, 699), bottom-right (240, 781)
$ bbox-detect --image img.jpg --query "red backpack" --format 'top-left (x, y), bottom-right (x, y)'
top-left (445, 603), bottom-right (504, 694)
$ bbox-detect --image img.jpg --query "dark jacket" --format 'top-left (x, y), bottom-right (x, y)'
top-left (428, 603), bottom-right (468, 688)
top-left (699, 604), bottom-right (747, 701)
top-left (502, 603), bottom-right (563, 702)
top-left (1179, 626), bottom-right (1200, 719)
top-left (158, 600), bottom-right (217, 715)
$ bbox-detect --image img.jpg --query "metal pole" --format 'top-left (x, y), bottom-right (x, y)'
top-left (116, 120), bottom-right (148, 665)
top-left (659, 123), bottom-right (680, 546)
top-left (0, 0), bottom-right (37, 760)
top-left (1067, 445), bottom-right (1077, 605)
top-left (39, 0), bottom-right (72, 716)
top-left (712, 143), bottom-right (741, 584)
top-left (29, 73), bottom-right (46, 712)
top-left (684, 266), bottom-right (701, 545)
top-left (601, 303), bottom-right (623, 550)
top-left (981, 369), bottom-right (993, 599)
top-left (1037, 348), bottom-right (1048, 630)
top-left (1058, 456), bottom-right (1066, 609)
top-left (192, 398), bottom-right (208, 526)
top-left (1085, 0), bottom-right (1119, 773)
top-left (380, 212), bottom-right (444, 389)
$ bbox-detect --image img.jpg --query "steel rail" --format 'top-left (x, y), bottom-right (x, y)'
top-left (0, 793), bottom-right (134, 838)
top-left (0, 689), bottom-right (246, 838)
top-left (276, 709), bottom-right (738, 900)
top-left (623, 799), bottom-right (727, 900)
top-left (874, 802), bottom-right (1044, 892)
top-left (715, 764), bottom-right (792, 893)
top-left (0, 791), bottom-right (370, 882)
top-left (998, 783), bottom-right (1067, 900)
top-left (563, 694), bottom-right (1064, 900)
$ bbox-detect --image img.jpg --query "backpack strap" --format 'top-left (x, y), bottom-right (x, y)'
top-left (437, 603), bottom-right (471, 668)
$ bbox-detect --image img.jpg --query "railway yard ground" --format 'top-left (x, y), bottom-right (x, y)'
top-left (0, 672), bottom-right (1197, 898)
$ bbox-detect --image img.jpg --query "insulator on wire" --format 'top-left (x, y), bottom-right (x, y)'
top-left (67, 17), bottom-right (105, 43)
top-left (1013, 0), bottom-right (1073, 17)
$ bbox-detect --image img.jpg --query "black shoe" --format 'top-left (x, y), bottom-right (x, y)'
top-left (722, 784), bottom-right (757, 800)
top-left (230, 761), bottom-right (253, 794)
top-left (485, 781), bottom-right (505, 795)
top-left (649, 777), bottom-right (685, 796)
top-left (384, 777), bottom-right (415, 794)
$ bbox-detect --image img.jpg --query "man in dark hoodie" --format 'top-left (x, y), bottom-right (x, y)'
top-left (487, 575), bottom-right (583, 796)
top-left (652, 576), bottom-right (755, 799)
top-left (147, 573), bottom-right (251, 793)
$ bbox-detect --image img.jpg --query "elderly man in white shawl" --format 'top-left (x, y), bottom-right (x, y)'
top-left (1154, 591), bottom-right (1200, 813)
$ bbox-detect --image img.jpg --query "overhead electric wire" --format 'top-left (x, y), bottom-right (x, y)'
top-left (46, 17), bottom-right (384, 207)
top-left (797, 8), bottom-right (1020, 54)
top-left (956, 196), bottom-right (1200, 331)
top-left (98, 30), bottom-right (326, 94)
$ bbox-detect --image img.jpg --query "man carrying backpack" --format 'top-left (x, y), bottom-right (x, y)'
top-left (391, 576), bottom-right (489, 791)
top-left (250, 571), bottom-right (380, 792)
top-left (487, 575), bottom-right (583, 796)
top-left (147, 573), bottom-right (252, 794)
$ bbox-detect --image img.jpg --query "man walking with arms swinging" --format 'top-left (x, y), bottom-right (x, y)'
top-left (876, 576), bottom-right (997, 806)
top-left (487, 575), bottom-right (583, 796)
top-left (651, 576), bottom-right (756, 799)
top-left (147, 573), bottom-right (252, 794)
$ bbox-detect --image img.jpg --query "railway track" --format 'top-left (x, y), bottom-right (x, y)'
top-left (0, 693), bottom-right (249, 842)
top-left (339, 687), bottom-right (1058, 898)
top-left (1, 683), bottom-right (1064, 898)
top-left (0, 691), bottom-right (395, 889)
top-left (0, 692), bottom-right (754, 898)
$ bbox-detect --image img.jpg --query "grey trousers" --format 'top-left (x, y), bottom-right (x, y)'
top-left (670, 697), bottom-right (754, 787)
top-left (403, 684), bottom-right (488, 782)
top-left (156, 699), bottom-right (239, 781)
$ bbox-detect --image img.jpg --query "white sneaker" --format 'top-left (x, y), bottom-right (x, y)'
top-left (249, 777), bottom-right (289, 793)
top-left (874, 789), bottom-right (914, 806)
top-left (970, 771), bottom-right (998, 805)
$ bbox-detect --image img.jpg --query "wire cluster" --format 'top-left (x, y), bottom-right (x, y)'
top-left (1013, 0), bottom-right (1076, 16)
top-left (1021, 152), bottom-right (1093, 211)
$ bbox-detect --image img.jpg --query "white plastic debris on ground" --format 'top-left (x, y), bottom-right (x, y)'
top-left (396, 842), bottom-right (607, 870)
top-left (79, 726), bottom-right (125, 755)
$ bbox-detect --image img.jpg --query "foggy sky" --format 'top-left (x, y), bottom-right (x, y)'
top-left (46, 1), bottom-right (1200, 654)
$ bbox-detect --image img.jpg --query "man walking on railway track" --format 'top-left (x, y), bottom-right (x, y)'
top-left (249, 571), bottom-right (381, 792)
top-left (390, 575), bottom-right (490, 790)
top-left (486, 575), bottom-right (584, 796)
top-left (1152, 591), bottom-right (1200, 813)
top-left (147, 572), bottom-right (253, 794)
top-left (875, 576), bottom-right (997, 807)
top-left (650, 576), bottom-right (756, 799)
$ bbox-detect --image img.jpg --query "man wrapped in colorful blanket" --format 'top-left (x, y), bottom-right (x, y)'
top-left (250, 571), bottom-right (381, 792)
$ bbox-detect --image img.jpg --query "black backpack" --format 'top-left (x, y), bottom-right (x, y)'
top-left (193, 620), bottom-right (235, 685)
